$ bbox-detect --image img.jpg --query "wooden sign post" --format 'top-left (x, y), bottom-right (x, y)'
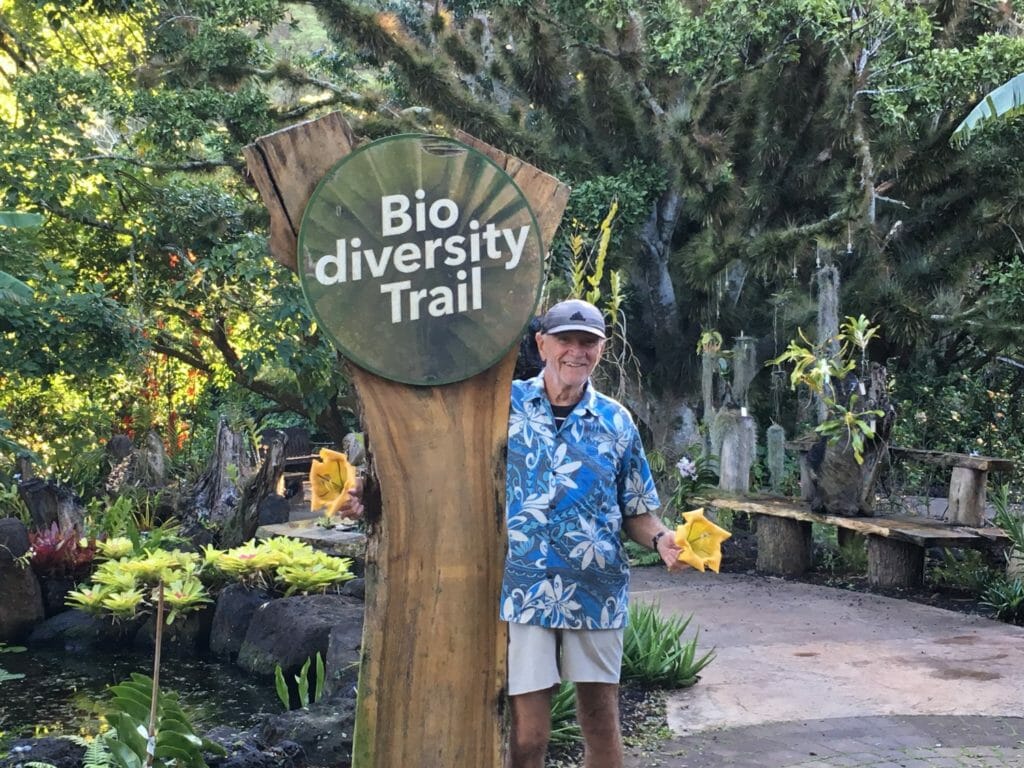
top-left (243, 115), bottom-right (569, 767)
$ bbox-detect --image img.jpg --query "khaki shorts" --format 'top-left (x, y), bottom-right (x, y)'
top-left (506, 622), bottom-right (624, 696)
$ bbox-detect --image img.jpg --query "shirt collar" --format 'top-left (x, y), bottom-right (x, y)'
top-left (526, 370), bottom-right (599, 416)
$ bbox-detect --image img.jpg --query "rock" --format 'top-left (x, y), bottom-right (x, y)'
top-left (204, 726), bottom-right (307, 768)
top-left (338, 577), bottom-right (364, 600)
top-left (28, 608), bottom-right (139, 651)
top-left (260, 697), bottom-right (356, 768)
top-left (0, 736), bottom-right (84, 768)
top-left (0, 518), bottom-right (44, 642)
top-left (237, 595), bottom-right (363, 678)
top-left (134, 604), bottom-right (214, 656)
top-left (210, 584), bottom-right (274, 661)
top-left (40, 576), bottom-right (75, 618)
top-left (257, 494), bottom-right (291, 526)
top-left (322, 613), bottom-right (363, 700)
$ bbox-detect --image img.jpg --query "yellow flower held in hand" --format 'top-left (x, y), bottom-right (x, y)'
top-left (674, 508), bottom-right (732, 573)
top-left (309, 448), bottom-right (357, 516)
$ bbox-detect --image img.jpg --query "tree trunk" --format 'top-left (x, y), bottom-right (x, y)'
top-left (630, 189), bottom-right (684, 383)
top-left (756, 515), bottom-right (812, 576)
top-left (189, 417), bottom-right (254, 528)
top-left (18, 479), bottom-right (85, 533)
top-left (220, 436), bottom-right (286, 548)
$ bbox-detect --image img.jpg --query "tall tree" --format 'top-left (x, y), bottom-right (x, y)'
top-left (2, 0), bottom-right (1023, 471)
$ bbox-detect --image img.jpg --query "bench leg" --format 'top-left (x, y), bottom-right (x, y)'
top-left (948, 467), bottom-right (987, 526)
top-left (756, 515), bottom-right (812, 576)
top-left (867, 537), bottom-right (924, 588)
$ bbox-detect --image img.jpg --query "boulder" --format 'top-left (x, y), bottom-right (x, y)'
top-left (134, 604), bottom-right (214, 656)
top-left (0, 518), bottom-right (44, 642)
top-left (204, 726), bottom-right (306, 768)
top-left (257, 494), bottom-right (291, 526)
top-left (28, 608), bottom-right (139, 651)
top-left (322, 613), bottom-right (363, 701)
top-left (210, 584), bottom-right (273, 661)
top-left (260, 696), bottom-right (356, 768)
top-left (237, 594), bottom-right (363, 678)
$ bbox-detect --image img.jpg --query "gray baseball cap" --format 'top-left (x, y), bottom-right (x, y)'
top-left (540, 299), bottom-right (606, 339)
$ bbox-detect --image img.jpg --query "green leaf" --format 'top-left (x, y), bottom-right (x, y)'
top-left (274, 664), bottom-right (290, 709)
top-left (952, 72), bottom-right (1024, 145)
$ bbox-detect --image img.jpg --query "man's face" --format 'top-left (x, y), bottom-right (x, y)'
top-left (536, 330), bottom-right (605, 393)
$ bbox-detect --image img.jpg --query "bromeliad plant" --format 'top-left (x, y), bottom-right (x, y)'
top-left (769, 315), bottom-right (885, 464)
top-left (26, 522), bottom-right (97, 581)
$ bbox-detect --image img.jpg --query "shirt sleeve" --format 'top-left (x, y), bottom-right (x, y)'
top-left (617, 417), bottom-right (660, 518)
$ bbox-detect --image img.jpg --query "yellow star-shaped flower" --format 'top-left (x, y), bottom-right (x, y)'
top-left (309, 448), bottom-right (357, 516)
top-left (674, 508), bottom-right (732, 573)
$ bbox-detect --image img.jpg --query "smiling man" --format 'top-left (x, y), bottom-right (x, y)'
top-left (502, 299), bottom-right (685, 768)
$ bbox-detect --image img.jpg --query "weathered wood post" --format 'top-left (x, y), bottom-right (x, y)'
top-left (243, 114), bottom-right (569, 767)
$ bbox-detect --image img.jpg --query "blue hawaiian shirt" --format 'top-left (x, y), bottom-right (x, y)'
top-left (500, 372), bottom-right (660, 630)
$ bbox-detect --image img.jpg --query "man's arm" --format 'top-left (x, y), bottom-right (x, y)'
top-left (623, 513), bottom-right (686, 572)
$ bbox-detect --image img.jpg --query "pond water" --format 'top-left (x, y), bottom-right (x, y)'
top-left (0, 648), bottom-right (280, 740)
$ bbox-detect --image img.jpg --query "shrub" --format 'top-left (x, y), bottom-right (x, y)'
top-left (621, 602), bottom-right (715, 688)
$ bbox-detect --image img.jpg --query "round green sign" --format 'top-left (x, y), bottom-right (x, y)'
top-left (298, 134), bottom-right (545, 386)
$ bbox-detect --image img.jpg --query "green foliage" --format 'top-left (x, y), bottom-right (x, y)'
top-left (890, 367), bottom-right (1024, 489)
top-left (769, 316), bottom-right (883, 464)
top-left (928, 549), bottom-right (997, 595)
top-left (103, 672), bottom-right (226, 768)
top-left (952, 71), bottom-right (1024, 145)
top-left (0, 481), bottom-right (31, 524)
top-left (274, 652), bottom-right (326, 710)
top-left (621, 602), bottom-right (715, 689)
top-left (548, 681), bottom-right (582, 746)
top-left (981, 576), bottom-right (1024, 624)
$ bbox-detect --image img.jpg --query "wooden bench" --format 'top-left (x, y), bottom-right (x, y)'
top-left (697, 493), bottom-right (1007, 589)
top-left (787, 441), bottom-right (1014, 526)
top-left (886, 447), bottom-right (1015, 526)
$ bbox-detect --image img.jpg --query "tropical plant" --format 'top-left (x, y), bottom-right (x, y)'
top-left (26, 522), bottom-right (97, 580)
top-left (667, 449), bottom-right (719, 511)
top-left (621, 602), bottom-right (715, 689)
top-left (981, 576), bottom-right (1024, 624)
top-left (274, 652), bottom-right (326, 710)
top-left (769, 316), bottom-right (885, 464)
top-left (548, 681), bottom-right (582, 746)
top-left (951, 72), bottom-right (1024, 145)
top-left (103, 672), bottom-right (225, 768)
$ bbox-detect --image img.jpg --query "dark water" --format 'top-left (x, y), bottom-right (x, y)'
top-left (0, 648), bottom-right (279, 740)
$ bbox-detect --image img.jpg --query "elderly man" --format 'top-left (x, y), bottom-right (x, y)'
top-left (503, 298), bottom-right (684, 768)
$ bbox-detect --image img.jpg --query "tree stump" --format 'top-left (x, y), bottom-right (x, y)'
top-left (221, 435), bottom-right (286, 548)
top-left (189, 417), bottom-right (254, 527)
top-left (756, 516), bottom-right (812, 576)
top-left (867, 537), bottom-right (924, 588)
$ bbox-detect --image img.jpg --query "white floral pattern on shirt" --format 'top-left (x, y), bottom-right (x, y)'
top-left (501, 373), bottom-right (660, 630)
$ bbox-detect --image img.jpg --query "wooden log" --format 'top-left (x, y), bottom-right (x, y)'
top-left (220, 436), bottom-right (286, 548)
top-left (756, 515), bottom-right (812, 576)
top-left (867, 536), bottom-right (924, 588)
top-left (349, 353), bottom-right (515, 768)
top-left (243, 114), bottom-right (570, 768)
top-left (242, 112), bottom-right (357, 271)
top-left (947, 466), bottom-right (986, 527)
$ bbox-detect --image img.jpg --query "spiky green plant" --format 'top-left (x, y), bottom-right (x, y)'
top-left (548, 681), bottom-right (582, 746)
top-left (621, 602), bottom-right (715, 688)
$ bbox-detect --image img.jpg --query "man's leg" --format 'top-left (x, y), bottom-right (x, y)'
top-left (575, 682), bottom-right (623, 768)
top-left (507, 686), bottom-right (557, 768)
